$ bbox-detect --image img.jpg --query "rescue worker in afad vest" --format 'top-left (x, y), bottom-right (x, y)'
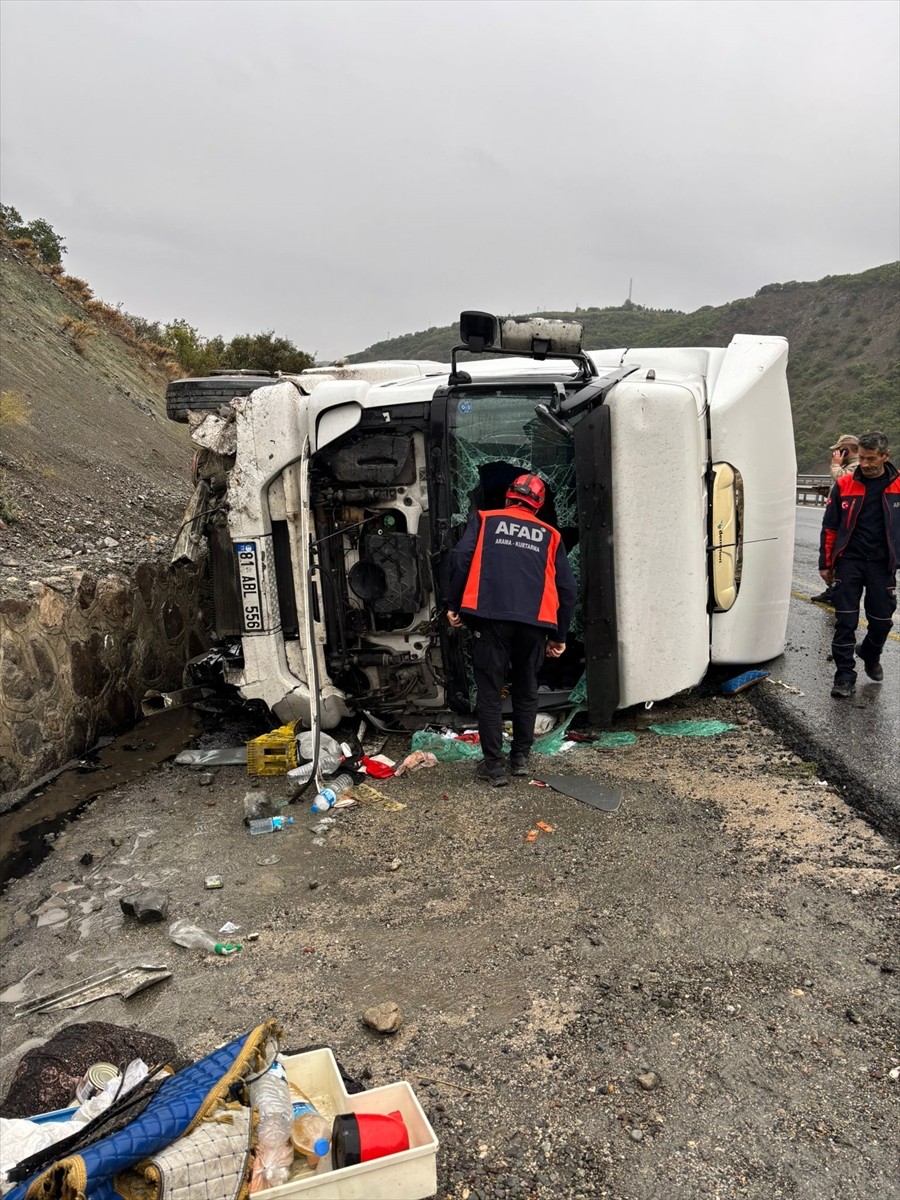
top-left (447, 473), bottom-right (577, 788)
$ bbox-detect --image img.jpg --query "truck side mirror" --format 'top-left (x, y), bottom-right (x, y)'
top-left (459, 311), bottom-right (499, 353)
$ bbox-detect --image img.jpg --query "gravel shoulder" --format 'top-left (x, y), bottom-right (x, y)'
top-left (1, 694), bottom-right (898, 1200)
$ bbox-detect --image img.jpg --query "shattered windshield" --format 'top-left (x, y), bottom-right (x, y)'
top-left (449, 390), bottom-right (578, 528)
top-left (448, 387), bottom-right (583, 642)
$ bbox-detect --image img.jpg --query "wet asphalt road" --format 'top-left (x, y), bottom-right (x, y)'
top-left (751, 506), bottom-right (899, 834)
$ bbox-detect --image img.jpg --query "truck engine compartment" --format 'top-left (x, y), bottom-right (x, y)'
top-left (309, 421), bottom-right (445, 714)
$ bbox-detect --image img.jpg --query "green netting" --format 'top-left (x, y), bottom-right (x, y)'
top-left (649, 720), bottom-right (736, 738)
top-left (567, 673), bottom-right (588, 706)
top-left (410, 730), bottom-right (484, 761)
top-left (593, 731), bottom-right (637, 748)
top-left (533, 707), bottom-right (582, 754)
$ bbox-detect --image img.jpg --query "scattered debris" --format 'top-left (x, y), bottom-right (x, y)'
top-left (246, 723), bottom-right (300, 777)
top-left (394, 750), bottom-right (439, 775)
top-left (535, 775), bottom-right (623, 813)
top-left (360, 754), bottom-right (396, 778)
top-left (526, 821), bottom-right (555, 842)
top-left (13, 964), bottom-right (172, 1017)
top-left (352, 783), bottom-right (406, 811)
top-left (0, 1021), bottom-right (179, 1119)
top-left (119, 890), bottom-right (169, 923)
top-left (175, 748), bottom-right (247, 766)
top-left (409, 732), bottom-right (482, 762)
top-left (141, 686), bottom-right (215, 716)
top-left (720, 670), bottom-right (769, 695)
top-left (204, 875), bottom-right (224, 890)
top-left (242, 790), bottom-right (276, 825)
top-left (168, 919), bottom-right (241, 955)
top-left (765, 678), bottom-right (805, 696)
top-left (592, 731), bottom-right (638, 749)
top-left (649, 720), bottom-right (736, 737)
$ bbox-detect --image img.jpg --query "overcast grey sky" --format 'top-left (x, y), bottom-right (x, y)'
top-left (1, 0), bottom-right (898, 359)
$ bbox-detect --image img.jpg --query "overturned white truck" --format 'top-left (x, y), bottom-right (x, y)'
top-left (167, 312), bottom-right (796, 730)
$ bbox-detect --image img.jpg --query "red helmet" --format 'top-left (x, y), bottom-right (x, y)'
top-left (505, 473), bottom-right (546, 512)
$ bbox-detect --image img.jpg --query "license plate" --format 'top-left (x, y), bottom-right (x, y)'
top-left (235, 542), bottom-right (264, 632)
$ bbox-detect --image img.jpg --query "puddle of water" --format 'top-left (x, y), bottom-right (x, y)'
top-left (0, 707), bottom-right (203, 893)
top-left (0, 966), bottom-right (40, 1003)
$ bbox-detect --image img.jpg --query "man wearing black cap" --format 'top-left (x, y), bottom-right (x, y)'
top-left (447, 473), bottom-right (577, 787)
top-left (819, 431), bottom-right (899, 698)
top-left (811, 433), bottom-right (859, 606)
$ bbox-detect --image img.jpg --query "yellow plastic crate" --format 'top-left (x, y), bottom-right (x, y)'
top-left (246, 723), bottom-right (300, 776)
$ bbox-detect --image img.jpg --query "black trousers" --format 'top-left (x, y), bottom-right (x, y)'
top-left (831, 557), bottom-right (897, 683)
top-left (470, 619), bottom-right (547, 768)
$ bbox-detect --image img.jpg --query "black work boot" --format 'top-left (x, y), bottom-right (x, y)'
top-left (509, 751), bottom-right (530, 777)
top-left (475, 760), bottom-right (509, 788)
top-left (856, 646), bottom-right (884, 681)
top-left (830, 676), bottom-right (855, 699)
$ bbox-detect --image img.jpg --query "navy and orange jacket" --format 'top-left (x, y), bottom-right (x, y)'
top-left (819, 461), bottom-right (900, 570)
top-left (449, 504), bottom-right (577, 641)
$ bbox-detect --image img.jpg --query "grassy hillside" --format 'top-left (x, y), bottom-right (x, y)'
top-left (349, 264), bottom-right (900, 473)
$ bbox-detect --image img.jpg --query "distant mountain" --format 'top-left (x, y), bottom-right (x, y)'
top-left (348, 264), bottom-right (899, 474)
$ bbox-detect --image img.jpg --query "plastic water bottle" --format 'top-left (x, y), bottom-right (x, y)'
top-left (290, 1097), bottom-right (331, 1168)
top-left (168, 918), bottom-right (241, 956)
top-left (249, 815), bottom-right (295, 836)
top-left (310, 773), bottom-right (354, 814)
top-left (249, 1060), bottom-right (294, 1190)
top-left (294, 732), bottom-right (344, 777)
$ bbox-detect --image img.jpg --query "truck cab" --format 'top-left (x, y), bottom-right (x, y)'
top-left (168, 313), bottom-right (796, 729)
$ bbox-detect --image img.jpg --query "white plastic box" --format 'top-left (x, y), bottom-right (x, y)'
top-left (263, 1048), bottom-right (439, 1200)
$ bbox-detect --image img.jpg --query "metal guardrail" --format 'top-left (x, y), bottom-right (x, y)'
top-left (796, 475), bottom-right (831, 507)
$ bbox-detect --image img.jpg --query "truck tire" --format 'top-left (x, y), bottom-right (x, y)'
top-left (166, 374), bottom-right (275, 423)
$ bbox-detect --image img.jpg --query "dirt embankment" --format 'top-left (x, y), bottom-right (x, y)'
top-left (0, 239), bottom-right (192, 596)
top-left (1, 240), bottom-right (204, 790)
top-left (1, 692), bottom-right (896, 1199)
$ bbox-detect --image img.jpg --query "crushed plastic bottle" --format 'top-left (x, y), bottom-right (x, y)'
top-left (294, 731), bottom-right (344, 777)
top-left (167, 918), bottom-right (241, 956)
top-left (249, 815), bottom-right (295, 836)
top-left (249, 1058), bottom-right (294, 1191)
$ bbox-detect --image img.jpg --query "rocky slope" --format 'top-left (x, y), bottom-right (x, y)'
top-left (1, 240), bottom-right (204, 791)
top-left (0, 239), bottom-right (193, 598)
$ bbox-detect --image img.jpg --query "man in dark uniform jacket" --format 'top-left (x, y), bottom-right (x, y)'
top-left (447, 473), bottom-right (577, 786)
top-left (818, 430), bottom-right (900, 698)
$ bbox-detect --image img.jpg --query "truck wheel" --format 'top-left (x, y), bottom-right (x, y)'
top-left (165, 373), bottom-right (275, 423)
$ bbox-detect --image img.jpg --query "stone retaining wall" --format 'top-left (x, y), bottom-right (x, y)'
top-left (0, 562), bottom-right (207, 792)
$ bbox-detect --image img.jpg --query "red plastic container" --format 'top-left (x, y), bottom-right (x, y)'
top-left (331, 1109), bottom-right (410, 1168)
